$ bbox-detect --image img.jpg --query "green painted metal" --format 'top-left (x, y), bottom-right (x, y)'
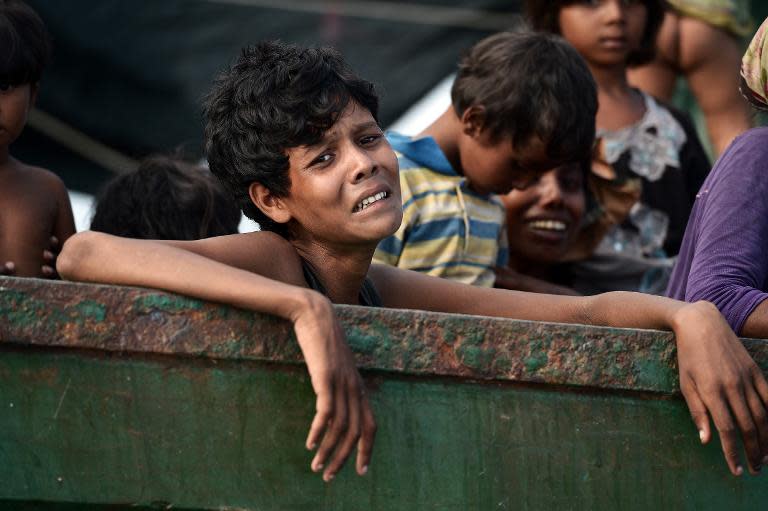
top-left (1, 276), bottom-right (768, 509)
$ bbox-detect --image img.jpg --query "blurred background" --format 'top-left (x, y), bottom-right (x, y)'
top-left (13, 1), bottom-right (768, 231)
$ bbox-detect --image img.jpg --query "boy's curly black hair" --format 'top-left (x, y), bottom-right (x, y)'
top-left (452, 31), bottom-right (598, 166)
top-left (90, 156), bottom-right (241, 240)
top-left (524, 0), bottom-right (665, 67)
top-left (203, 41), bottom-right (379, 235)
top-left (0, 0), bottom-right (51, 86)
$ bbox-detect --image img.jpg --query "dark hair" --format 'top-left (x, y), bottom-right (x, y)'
top-left (0, 0), bottom-right (51, 86)
top-left (90, 156), bottom-right (241, 240)
top-left (203, 41), bottom-right (379, 235)
top-left (524, 0), bottom-right (665, 67)
top-left (452, 31), bottom-right (598, 165)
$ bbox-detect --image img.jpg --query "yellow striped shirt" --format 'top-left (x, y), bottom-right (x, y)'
top-left (374, 133), bottom-right (507, 287)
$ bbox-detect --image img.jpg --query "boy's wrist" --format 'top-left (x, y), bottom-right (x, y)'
top-left (282, 287), bottom-right (331, 324)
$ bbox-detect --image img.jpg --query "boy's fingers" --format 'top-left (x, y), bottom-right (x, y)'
top-left (323, 380), bottom-right (362, 481)
top-left (43, 250), bottom-right (55, 263)
top-left (681, 381), bottom-right (711, 444)
top-left (49, 236), bottom-right (59, 249)
top-left (705, 393), bottom-right (744, 475)
top-left (306, 384), bottom-right (333, 451)
top-left (42, 265), bottom-right (55, 277)
top-left (356, 396), bottom-right (376, 476)
top-left (744, 385), bottom-right (768, 469)
top-left (727, 387), bottom-right (763, 474)
top-left (1, 261), bottom-right (15, 275)
top-left (751, 369), bottom-right (768, 461)
top-left (313, 381), bottom-right (348, 475)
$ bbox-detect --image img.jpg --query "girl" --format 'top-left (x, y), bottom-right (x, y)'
top-left (59, 40), bottom-right (768, 482)
top-left (525, 0), bottom-right (711, 293)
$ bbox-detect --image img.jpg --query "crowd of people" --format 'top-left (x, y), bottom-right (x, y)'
top-left (3, 0), bottom-right (768, 484)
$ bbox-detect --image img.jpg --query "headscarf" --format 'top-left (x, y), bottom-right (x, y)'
top-left (741, 16), bottom-right (768, 110)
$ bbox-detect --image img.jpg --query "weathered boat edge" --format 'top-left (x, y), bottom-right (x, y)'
top-left (3, 276), bottom-right (768, 395)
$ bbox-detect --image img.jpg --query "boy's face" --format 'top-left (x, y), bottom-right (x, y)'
top-left (457, 130), bottom-right (557, 196)
top-left (501, 163), bottom-right (585, 265)
top-left (275, 102), bottom-right (402, 247)
top-left (0, 83), bottom-right (34, 149)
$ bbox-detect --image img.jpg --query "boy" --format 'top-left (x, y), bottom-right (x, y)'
top-left (90, 155), bottom-right (241, 240)
top-left (0, 0), bottom-right (75, 278)
top-left (374, 31), bottom-right (597, 287)
top-left (60, 41), bottom-right (768, 481)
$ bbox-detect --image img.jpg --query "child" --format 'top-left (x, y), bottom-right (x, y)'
top-left (495, 162), bottom-right (588, 296)
top-left (90, 155), bottom-right (241, 240)
top-left (526, 0), bottom-right (711, 293)
top-left (59, 41), bottom-right (768, 481)
top-left (0, 0), bottom-right (75, 277)
top-left (373, 31), bottom-right (598, 287)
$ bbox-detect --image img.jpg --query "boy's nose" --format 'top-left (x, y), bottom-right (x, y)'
top-left (350, 147), bottom-right (378, 183)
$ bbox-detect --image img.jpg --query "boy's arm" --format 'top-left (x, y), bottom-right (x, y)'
top-left (370, 264), bottom-right (768, 475)
top-left (58, 231), bottom-right (375, 482)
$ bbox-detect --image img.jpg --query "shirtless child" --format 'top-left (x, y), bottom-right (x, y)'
top-left (0, 0), bottom-right (75, 277)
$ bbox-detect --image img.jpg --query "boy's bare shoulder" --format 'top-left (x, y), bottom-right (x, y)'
top-left (189, 230), bottom-right (307, 288)
top-left (18, 162), bottom-right (67, 190)
top-left (0, 160), bottom-right (67, 194)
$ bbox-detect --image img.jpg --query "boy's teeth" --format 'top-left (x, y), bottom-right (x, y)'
top-left (529, 219), bottom-right (567, 231)
top-left (355, 191), bottom-right (388, 211)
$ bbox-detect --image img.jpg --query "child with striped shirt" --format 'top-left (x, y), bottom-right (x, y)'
top-left (373, 31), bottom-right (598, 287)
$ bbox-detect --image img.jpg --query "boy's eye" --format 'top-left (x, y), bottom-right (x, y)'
top-left (310, 153), bottom-right (334, 166)
top-left (0, 83), bottom-right (13, 93)
top-left (359, 134), bottom-right (382, 145)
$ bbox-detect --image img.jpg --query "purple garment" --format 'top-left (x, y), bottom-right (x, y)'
top-left (666, 127), bottom-right (768, 334)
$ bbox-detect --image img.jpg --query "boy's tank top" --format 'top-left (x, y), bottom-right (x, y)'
top-left (300, 258), bottom-right (382, 308)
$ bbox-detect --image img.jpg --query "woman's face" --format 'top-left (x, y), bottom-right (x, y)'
top-left (558, 0), bottom-right (647, 68)
top-left (501, 163), bottom-right (586, 267)
top-left (278, 102), bottom-right (403, 249)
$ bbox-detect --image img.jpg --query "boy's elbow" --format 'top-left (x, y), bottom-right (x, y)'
top-left (57, 231), bottom-right (103, 281)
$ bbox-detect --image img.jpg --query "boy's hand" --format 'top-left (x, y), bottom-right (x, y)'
top-left (41, 236), bottom-right (61, 279)
top-left (290, 291), bottom-right (376, 482)
top-left (674, 301), bottom-right (768, 476)
top-left (0, 237), bottom-right (60, 279)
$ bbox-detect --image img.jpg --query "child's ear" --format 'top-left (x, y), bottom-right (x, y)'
top-left (248, 182), bottom-right (292, 224)
top-left (460, 105), bottom-right (487, 138)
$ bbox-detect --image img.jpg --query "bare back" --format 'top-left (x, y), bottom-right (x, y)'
top-left (0, 159), bottom-right (75, 277)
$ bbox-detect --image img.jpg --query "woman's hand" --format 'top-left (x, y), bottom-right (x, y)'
top-left (290, 290), bottom-right (376, 482)
top-left (674, 301), bottom-right (768, 475)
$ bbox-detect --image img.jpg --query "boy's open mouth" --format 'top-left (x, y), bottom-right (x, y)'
top-left (353, 191), bottom-right (389, 213)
